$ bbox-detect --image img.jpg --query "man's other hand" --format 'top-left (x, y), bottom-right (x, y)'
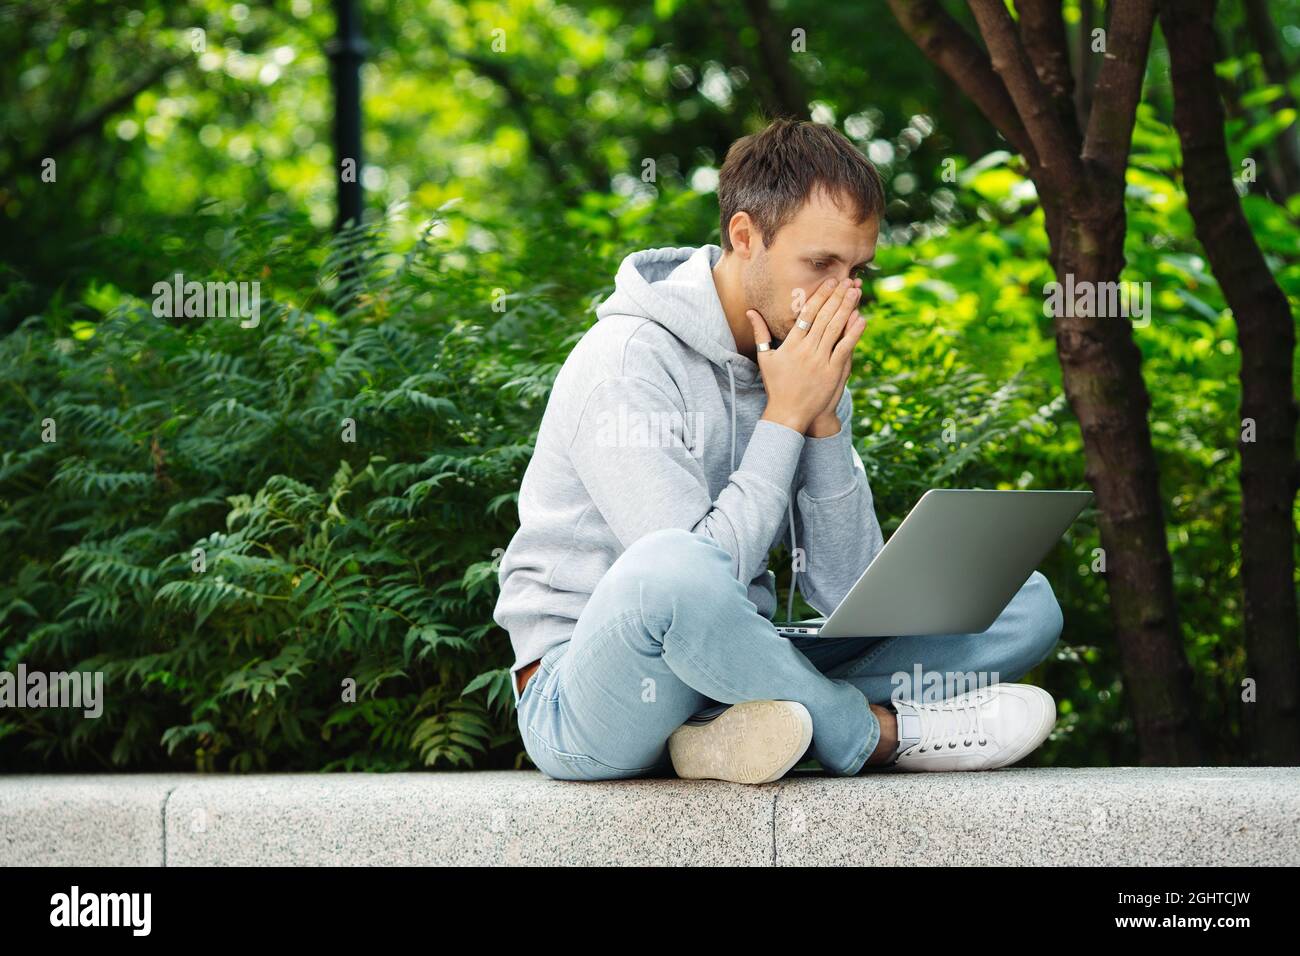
top-left (748, 276), bottom-right (865, 436)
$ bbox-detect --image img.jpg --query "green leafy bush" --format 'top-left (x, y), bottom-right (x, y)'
top-left (2, 128), bottom-right (1295, 771)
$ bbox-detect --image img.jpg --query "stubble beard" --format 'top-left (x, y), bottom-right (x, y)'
top-left (742, 248), bottom-right (791, 344)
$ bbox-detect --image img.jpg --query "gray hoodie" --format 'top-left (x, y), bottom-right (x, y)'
top-left (495, 243), bottom-right (885, 703)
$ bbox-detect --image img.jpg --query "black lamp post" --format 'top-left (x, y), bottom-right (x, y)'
top-left (327, 0), bottom-right (366, 232)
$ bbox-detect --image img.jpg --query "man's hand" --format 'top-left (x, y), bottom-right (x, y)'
top-left (807, 277), bottom-right (863, 437)
top-left (748, 276), bottom-right (865, 436)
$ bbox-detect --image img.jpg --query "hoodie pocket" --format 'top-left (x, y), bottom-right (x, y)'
top-left (547, 502), bottom-right (618, 594)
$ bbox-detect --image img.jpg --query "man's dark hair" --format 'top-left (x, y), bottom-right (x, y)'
top-left (716, 118), bottom-right (886, 251)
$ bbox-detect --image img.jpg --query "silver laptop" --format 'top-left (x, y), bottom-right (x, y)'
top-left (776, 489), bottom-right (1091, 639)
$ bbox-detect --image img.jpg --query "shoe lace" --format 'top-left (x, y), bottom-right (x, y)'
top-left (910, 692), bottom-right (989, 753)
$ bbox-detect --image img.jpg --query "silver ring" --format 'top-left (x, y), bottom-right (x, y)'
top-left (795, 318), bottom-right (811, 331)
top-left (756, 341), bottom-right (771, 352)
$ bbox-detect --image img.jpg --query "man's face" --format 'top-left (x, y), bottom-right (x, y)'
top-left (740, 187), bottom-right (879, 342)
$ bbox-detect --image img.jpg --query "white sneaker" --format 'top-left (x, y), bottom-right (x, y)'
top-left (668, 699), bottom-right (813, 785)
top-left (888, 683), bottom-right (1056, 771)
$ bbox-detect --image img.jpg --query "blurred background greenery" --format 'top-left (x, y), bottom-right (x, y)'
top-left (0, 0), bottom-right (1297, 772)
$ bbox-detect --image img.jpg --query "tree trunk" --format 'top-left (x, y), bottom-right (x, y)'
top-left (891, 0), bottom-right (1205, 763)
top-left (1161, 0), bottom-right (1300, 765)
top-left (1052, 212), bottom-right (1204, 763)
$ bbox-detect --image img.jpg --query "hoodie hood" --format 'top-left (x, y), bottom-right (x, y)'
top-left (592, 243), bottom-right (785, 570)
top-left (595, 244), bottom-right (761, 386)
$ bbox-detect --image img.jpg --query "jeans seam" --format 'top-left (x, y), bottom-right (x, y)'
top-left (529, 654), bottom-right (563, 702)
top-left (659, 624), bottom-right (752, 704)
top-left (537, 610), bottom-right (643, 703)
top-left (525, 610), bottom-right (660, 774)
top-left (845, 691), bottom-right (879, 775)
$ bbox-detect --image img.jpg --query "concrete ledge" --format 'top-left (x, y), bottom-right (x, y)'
top-left (164, 773), bottom-right (775, 866)
top-left (2, 768), bottom-right (1298, 866)
top-left (0, 774), bottom-right (179, 867)
top-left (773, 767), bottom-right (1300, 866)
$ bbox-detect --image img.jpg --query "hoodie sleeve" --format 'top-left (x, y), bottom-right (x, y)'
top-left (569, 375), bottom-right (804, 586)
top-left (791, 386), bottom-right (885, 616)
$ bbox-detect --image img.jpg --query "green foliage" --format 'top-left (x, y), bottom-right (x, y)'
top-left (3, 0), bottom-right (1299, 776)
top-left (3, 110), bottom-right (1299, 770)
top-left (0, 190), bottom-right (711, 771)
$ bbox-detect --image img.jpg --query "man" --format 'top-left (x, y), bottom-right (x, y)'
top-left (494, 118), bottom-right (1064, 784)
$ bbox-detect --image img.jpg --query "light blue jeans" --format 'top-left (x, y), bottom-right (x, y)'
top-left (516, 528), bottom-right (1064, 781)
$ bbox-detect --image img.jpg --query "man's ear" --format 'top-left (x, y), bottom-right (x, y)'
top-left (727, 211), bottom-right (763, 260)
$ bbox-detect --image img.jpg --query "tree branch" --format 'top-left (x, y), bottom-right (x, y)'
top-left (966, 0), bottom-right (1086, 202)
top-left (3, 55), bottom-right (186, 184)
top-left (1016, 0), bottom-right (1081, 154)
top-left (1081, 0), bottom-right (1158, 195)
top-left (886, 0), bottom-right (1038, 167)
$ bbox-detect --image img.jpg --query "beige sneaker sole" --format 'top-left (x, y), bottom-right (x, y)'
top-left (668, 699), bottom-right (813, 785)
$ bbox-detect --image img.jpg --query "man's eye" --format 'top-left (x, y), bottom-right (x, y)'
top-left (811, 261), bottom-right (827, 270)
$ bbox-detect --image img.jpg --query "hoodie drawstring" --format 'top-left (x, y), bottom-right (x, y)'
top-left (787, 498), bottom-right (798, 623)
top-left (726, 360), bottom-right (799, 623)
top-left (725, 360), bottom-right (737, 473)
